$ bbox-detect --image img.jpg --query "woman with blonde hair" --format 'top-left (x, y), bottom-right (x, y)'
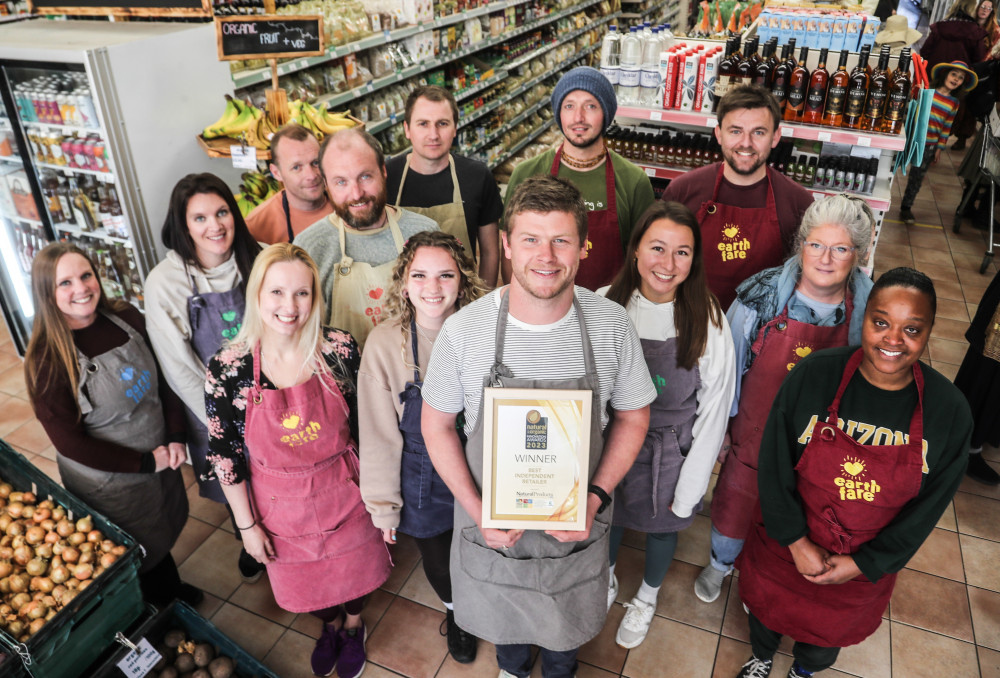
top-left (23, 242), bottom-right (195, 607)
top-left (205, 243), bottom-right (390, 678)
top-left (359, 230), bottom-right (486, 664)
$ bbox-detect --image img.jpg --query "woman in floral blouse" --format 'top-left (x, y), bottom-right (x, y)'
top-left (205, 243), bottom-right (390, 678)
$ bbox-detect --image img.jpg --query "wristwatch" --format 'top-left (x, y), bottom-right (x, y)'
top-left (588, 484), bottom-right (612, 514)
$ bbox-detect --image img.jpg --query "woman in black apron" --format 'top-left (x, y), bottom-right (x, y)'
top-left (145, 173), bottom-right (263, 583)
top-left (23, 243), bottom-right (198, 607)
top-left (358, 231), bottom-right (487, 663)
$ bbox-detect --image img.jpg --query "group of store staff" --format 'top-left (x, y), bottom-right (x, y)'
top-left (19, 70), bottom-right (975, 678)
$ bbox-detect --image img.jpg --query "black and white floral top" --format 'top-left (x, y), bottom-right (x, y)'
top-left (204, 327), bottom-right (360, 486)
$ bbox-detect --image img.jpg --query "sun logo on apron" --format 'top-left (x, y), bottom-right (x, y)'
top-left (841, 456), bottom-right (866, 478)
top-left (786, 343), bottom-right (814, 371)
top-left (718, 223), bottom-right (750, 262)
top-left (722, 224), bottom-right (740, 240)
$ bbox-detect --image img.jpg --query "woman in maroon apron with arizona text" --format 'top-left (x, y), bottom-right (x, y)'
top-left (732, 268), bottom-right (972, 678)
top-left (696, 195), bottom-right (876, 606)
top-left (205, 244), bottom-right (390, 678)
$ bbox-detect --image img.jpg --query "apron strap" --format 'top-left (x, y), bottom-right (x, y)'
top-left (409, 318), bottom-right (421, 383)
top-left (602, 143), bottom-right (617, 219)
top-left (281, 191), bottom-right (295, 243)
top-left (251, 343), bottom-right (265, 403)
top-left (395, 155), bottom-right (412, 205)
top-left (334, 217), bottom-right (354, 276)
top-left (750, 304), bottom-right (792, 357)
top-left (385, 207), bottom-right (407, 252)
top-left (396, 155), bottom-right (463, 207)
top-left (76, 309), bottom-right (144, 371)
top-left (549, 146), bottom-right (563, 176)
top-left (184, 264), bottom-right (199, 297)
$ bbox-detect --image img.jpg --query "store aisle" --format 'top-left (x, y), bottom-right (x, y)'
top-left (1, 143), bottom-right (999, 676)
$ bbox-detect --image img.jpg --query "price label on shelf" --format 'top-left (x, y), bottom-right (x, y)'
top-left (818, 132), bottom-right (832, 142)
top-left (781, 126), bottom-right (793, 137)
top-left (857, 136), bottom-right (872, 147)
top-left (706, 117), bottom-right (718, 127)
top-left (230, 145), bottom-right (258, 170)
top-left (812, 192), bottom-right (825, 200)
top-left (649, 111), bottom-right (662, 121)
top-left (115, 638), bottom-right (161, 678)
top-left (645, 167), bottom-right (656, 177)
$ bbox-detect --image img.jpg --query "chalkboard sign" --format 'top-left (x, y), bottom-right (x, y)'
top-left (29, 0), bottom-right (210, 17)
top-left (215, 15), bottom-right (325, 61)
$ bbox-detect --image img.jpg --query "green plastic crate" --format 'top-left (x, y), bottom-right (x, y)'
top-left (89, 601), bottom-right (279, 678)
top-left (0, 441), bottom-right (144, 678)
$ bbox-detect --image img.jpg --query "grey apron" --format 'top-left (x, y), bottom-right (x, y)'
top-left (57, 311), bottom-right (188, 573)
top-left (613, 336), bottom-right (701, 533)
top-left (451, 292), bottom-right (611, 651)
top-left (184, 265), bottom-right (245, 502)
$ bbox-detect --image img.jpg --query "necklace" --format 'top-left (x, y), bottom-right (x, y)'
top-left (561, 141), bottom-right (607, 170)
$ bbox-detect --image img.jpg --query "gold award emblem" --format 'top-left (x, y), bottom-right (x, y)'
top-left (526, 410), bottom-right (541, 424)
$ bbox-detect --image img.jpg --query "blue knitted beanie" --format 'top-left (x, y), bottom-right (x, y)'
top-left (551, 67), bottom-right (617, 136)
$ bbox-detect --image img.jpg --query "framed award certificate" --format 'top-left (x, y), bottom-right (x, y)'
top-left (481, 387), bottom-right (591, 531)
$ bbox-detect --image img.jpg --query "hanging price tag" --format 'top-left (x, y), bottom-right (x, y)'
top-left (230, 145), bottom-right (258, 170)
top-left (115, 638), bottom-right (161, 678)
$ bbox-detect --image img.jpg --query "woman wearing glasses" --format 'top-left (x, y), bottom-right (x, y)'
top-left (695, 195), bottom-right (875, 605)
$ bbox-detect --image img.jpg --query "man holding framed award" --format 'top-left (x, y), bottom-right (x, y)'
top-left (422, 175), bottom-right (656, 678)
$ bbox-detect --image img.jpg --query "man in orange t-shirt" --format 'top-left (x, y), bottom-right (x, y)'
top-left (246, 123), bottom-right (333, 243)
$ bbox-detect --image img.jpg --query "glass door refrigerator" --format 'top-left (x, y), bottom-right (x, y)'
top-left (0, 19), bottom-right (242, 355)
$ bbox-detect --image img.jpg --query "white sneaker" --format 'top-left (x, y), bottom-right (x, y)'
top-left (615, 597), bottom-right (656, 648)
top-left (607, 573), bottom-right (619, 611)
top-left (498, 671), bottom-right (518, 678)
top-left (694, 564), bottom-right (730, 603)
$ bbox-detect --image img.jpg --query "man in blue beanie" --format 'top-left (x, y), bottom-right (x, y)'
top-left (503, 67), bottom-right (655, 290)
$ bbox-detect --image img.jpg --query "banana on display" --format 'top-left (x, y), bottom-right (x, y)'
top-left (201, 95), bottom-right (359, 153)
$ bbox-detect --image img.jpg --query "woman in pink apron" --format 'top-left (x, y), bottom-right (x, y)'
top-left (145, 173), bottom-right (264, 583)
top-left (23, 243), bottom-right (196, 608)
top-left (733, 267), bottom-right (973, 678)
top-left (599, 202), bottom-right (736, 649)
top-left (359, 231), bottom-right (487, 663)
top-left (695, 195), bottom-right (876, 605)
top-left (205, 244), bottom-right (390, 678)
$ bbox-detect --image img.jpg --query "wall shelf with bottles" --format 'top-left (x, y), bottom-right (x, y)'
top-left (35, 161), bottom-right (115, 179)
top-left (53, 222), bottom-right (130, 245)
top-left (22, 120), bottom-right (101, 136)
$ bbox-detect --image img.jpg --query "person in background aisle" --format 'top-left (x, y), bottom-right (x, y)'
top-left (24, 243), bottom-right (199, 608)
top-left (920, 0), bottom-right (989, 151)
top-left (422, 176), bottom-right (655, 678)
top-left (953, 267), bottom-right (1000, 484)
top-left (598, 202), bottom-right (736, 649)
top-left (503, 67), bottom-right (655, 291)
top-left (734, 267), bottom-right (970, 678)
top-left (359, 231), bottom-right (487, 664)
top-left (205, 244), bottom-right (390, 678)
top-left (977, 0), bottom-right (1000, 49)
top-left (145, 173), bottom-right (265, 585)
top-left (661, 85), bottom-right (815, 309)
top-left (695, 195), bottom-right (874, 606)
top-left (294, 127), bottom-right (438, 348)
top-left (899, 62), bottom-right (977, 225)
top-left (245, 123), bottom-right (333, 243)
top-left (386, 86), bottom-right (503, 287)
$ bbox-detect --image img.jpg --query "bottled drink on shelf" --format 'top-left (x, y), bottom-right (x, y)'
top-left (784, 46), bottom-right (810, 122)
top-left (842, 45), bottom-right (871, 130)
top-left (618, 27), bottom-right (642, 105)
top-left (860, 48), bottom-right (892, 132)
top-left (752, 40), bottom-right (775, 88)
top-left (600, 26), bottom-right (621, 89)
top-left (736, 36), bottom-right (758, 83)
top-left (715, 37), bottom-right (739, 99)
top-left (98, 249), bottom-right (125, 301)
top-left (771, 42), bottom-right (794, 117)
top-left (881, 49), bottom-right (911, 135)
top-left (660, 24), bottom-right (676, 49)
top-left (55, 175), bottom-right (77, 226)
top-left (639, 27), bottom-right (663, 106)
top-left (801, 48), bottom-right (829, 125)
top-left (68, 176), bottom-right (98, 232)
top-left (822, 50), bottom-right (851, 128)
top-left (107, 186), bottom-right (127, 239)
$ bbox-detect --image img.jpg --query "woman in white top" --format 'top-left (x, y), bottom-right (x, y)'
top-left (599, 201), bottom-right (736, 649)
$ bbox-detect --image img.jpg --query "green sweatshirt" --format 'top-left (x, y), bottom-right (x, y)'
top-left (758, 345), bottom-right (971, 583)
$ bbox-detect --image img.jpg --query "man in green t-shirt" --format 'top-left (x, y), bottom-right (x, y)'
top-left (503, 67), bottom-right (655, 290)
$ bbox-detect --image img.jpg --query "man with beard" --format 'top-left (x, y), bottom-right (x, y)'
top-left (422, 175), bottom-right (655, 678)
top-left (294, 128), bottom-right (438, 347)
top-left (662, 85), bottom-right (814, 309)
top-left (246, 123), bottom-right (333, 243)
top-left (504, 67), bottom-right (655, 291)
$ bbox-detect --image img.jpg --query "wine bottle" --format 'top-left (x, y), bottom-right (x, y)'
top-left (784, 46), bottom-right (810, 122)
top-left (822, 50), bottom-right (851, 127)
top-left (860, 48), bottom-right (892, 132)
top-left (881, 50), bottom-right (912, 135)
top-left (842, 46), bottom-right (871, 129)
top-left (802, 48), bottom-right (830, 125)
top-left (771, 42), bottom-right (794, 117)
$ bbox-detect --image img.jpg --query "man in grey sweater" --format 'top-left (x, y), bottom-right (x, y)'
top-left (294, 128), bottom-right (438, 347)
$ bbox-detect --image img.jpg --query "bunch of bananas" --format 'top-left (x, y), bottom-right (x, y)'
top-left (235, 171), bottom-right (282, 217)
top-left (202, 96), bottom-right (358, 152)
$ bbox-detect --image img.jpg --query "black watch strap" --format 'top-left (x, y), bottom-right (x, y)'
top-left (588, 484), bottom-right (612, 514)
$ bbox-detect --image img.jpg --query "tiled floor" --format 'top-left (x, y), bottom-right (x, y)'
top-left (1, 143), bottom-right (1000, 676)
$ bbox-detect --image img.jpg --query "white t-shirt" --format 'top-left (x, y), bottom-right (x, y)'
top-left (423, 287), bottom-right (657, 436)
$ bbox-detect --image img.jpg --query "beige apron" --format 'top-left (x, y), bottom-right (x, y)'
top-left (328, 209), bottom-right (406, 348)
top-left (394, 155), bottom-right (471, 257)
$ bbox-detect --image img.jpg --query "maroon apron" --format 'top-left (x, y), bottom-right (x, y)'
top-left (696, 165), bottom-right (785, 309)
top-left (737, 349), bottom-right (925, 647)
top-left (713, 294), bottom-right (853, 541)
top-left (549, 145), bottom-right (623, 291)
top-left (244, 344), bottom-right (390, 613)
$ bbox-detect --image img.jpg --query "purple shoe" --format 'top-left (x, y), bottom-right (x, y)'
top-left (337, 622), bottom-right (367, 678)
top-left (311, 623), bottom-right (342, 677)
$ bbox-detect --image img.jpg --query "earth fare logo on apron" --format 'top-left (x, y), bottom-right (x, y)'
top-left (278, 410), bottom-right (321, 446)
top-left (787, 343), bottom-right (813, 371)
top-left (220, 309), bottom-right (240, 340)
top-left (718, 222), bottom-right (751, 263)
top-left (119, 365), bottom-right (152, 404)
top-left (365, 287), bottom-right (384, 328)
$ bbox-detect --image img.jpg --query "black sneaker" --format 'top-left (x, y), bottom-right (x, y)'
top-left (787, 662), bottom-right (814, 678)
top-left (238, 547), bottom-right (265, 584)
top-left (441, 609), bottom-right (477, 664)
top-left (737, 656), bottom-right (773, 678)
top-left (967, 452), bottom-right (1000, 485)
top-left (899, 207), bottom-right (915, 225)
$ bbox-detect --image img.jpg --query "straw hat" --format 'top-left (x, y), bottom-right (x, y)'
top-left (874, 15), bottom-right (922, 46)
top-left (930, 60), bottom-right (980, 91)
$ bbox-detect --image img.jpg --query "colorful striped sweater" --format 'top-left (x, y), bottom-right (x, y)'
top-left (926, 91), bottom-right (960, 152)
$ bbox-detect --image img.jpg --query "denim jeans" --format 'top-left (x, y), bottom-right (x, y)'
top-left (709, 524), bottom-right (745, 572)
top-left (496, 643), bottom-right (578, 678)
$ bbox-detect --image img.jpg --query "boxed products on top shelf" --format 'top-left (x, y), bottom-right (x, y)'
top-left (755, 5), bottom-right (882, 52)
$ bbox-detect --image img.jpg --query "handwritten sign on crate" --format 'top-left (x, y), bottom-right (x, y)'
top-left (215, 16), bottom-right (324, 61)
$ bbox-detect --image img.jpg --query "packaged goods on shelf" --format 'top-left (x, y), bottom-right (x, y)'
top-left (756, 6), bottom-right (881, 52)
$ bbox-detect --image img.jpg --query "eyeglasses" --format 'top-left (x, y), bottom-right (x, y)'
top-left (802, 241), bottom-right (857, 260)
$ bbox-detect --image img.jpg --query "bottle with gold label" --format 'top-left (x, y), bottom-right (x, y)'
top-left (860, 47), bottom-right (891, 132)
top-left (822, 50), bottom-right (851, 128)
top-left (881, 50), bottom-right (911, 135)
